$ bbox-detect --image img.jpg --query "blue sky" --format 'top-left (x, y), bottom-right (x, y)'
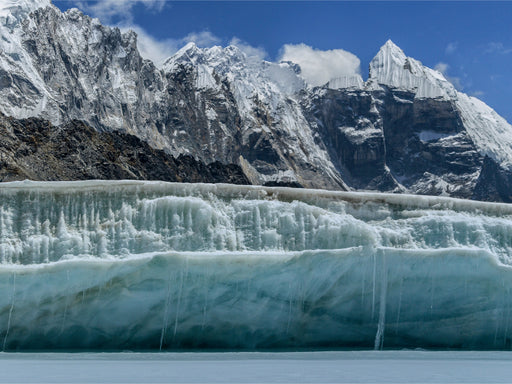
top-left (53, 1), bottom-right (512, 123)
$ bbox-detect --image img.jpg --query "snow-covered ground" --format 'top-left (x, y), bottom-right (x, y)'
top-left (1, 351), bottom-right (512, 383)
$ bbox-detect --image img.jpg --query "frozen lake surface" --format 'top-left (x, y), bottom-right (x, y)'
top-left (1, 351), bottom-right (512, 383)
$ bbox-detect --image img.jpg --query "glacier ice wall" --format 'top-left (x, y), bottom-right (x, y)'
top-left (1, 181), bottom-right (512, 350)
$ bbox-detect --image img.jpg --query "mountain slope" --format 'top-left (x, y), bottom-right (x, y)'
top-left (0, 112), bottom-right (249, 184)
top-left (1, 1), bottom-right (512, 201)
top-left (306, 41), bottom-right (512, 200)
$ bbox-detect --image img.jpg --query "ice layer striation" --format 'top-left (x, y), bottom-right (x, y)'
top-left (1, 181), bottom-right (512, 350)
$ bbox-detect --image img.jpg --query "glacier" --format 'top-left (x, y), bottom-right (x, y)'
top-left (0, 181), bottom-right (512, 351)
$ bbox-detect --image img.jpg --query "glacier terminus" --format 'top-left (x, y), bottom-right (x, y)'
top-left (1, 0), bottom-right (512, 356)
top-left (0, 181), bottom-right (512, 351)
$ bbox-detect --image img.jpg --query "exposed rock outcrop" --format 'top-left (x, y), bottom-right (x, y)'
top-left (0, 113), bottom-right (249, 184)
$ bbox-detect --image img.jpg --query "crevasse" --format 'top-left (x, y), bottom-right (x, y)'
top-left (1, 180), bottom-right (512, 350)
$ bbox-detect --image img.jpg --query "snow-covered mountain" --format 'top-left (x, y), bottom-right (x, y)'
top-left (1, 0), bottom-right (512, 201)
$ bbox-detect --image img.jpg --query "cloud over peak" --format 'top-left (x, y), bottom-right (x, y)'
top-left (435, 62), bottom-right (463, 91)
top-left (279, 44), bottom-right (361, 87)
top-left (74, 0), bottom-right (166, 24)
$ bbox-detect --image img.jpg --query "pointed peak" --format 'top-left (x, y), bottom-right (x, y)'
top-left (368, 40), bottom-right (456, 99)
top-left (173, 41), bottom-right (202, 60)
top-left (374, 40), bottom-right (406, 61)
top-left (162, 42), bottom-right (203, 72)
top-left (383, 39), bottom-right (400, 50)
top-left (220, 44), bottom-right (247, 60)
top-left (180, 42), bottom-right (199, 53)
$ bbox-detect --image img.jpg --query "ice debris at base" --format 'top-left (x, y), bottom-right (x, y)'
top-left (1, 180), bottom-right (512, 350)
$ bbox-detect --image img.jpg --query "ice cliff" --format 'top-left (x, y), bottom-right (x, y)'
top-left (1, 181), bottom-right (512, 350)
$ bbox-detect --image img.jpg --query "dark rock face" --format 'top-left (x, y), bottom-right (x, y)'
top-left (306, 88), bottom-right (394, 191)
top-left (473, 156), bottom-right (512, 203)
top-left (378, 89), bottom-right (482, 198)
top-left (303, 86), bottom-right (512, 201)
top-left (0, 113), bottom-right (249, 184)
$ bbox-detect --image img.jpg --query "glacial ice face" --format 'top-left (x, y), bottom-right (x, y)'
top-left (1, 181), bottom-right (512, 351)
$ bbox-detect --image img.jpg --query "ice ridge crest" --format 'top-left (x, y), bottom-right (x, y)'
top-left (368, 39), bottom-right (457, 99)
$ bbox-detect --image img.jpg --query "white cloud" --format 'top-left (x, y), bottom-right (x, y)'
top-left (485, 42), bottom-right (512, 55)
top-left (182, 31), bottom-right (221, 48)
top-left (434, 62), bottom-right (449, 74)
top-left (435, 62), bottom-right (463, 91)
top-left (445, 42), bottom-right (458, 55)
top-left (118, 24), bottom-right (178, 67)
top-left (74, 0), bottom-right (165, 24)
top-left (229, 37), bottom-right (267, 59)
top-left (279, 44), bottom-right (360, 87)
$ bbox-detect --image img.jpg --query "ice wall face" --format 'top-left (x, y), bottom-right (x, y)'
top-left (1, 181), bottom-right (512, 350)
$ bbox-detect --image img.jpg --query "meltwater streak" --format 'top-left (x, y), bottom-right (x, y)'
top-left (0, 181), bottom-right (512, 350)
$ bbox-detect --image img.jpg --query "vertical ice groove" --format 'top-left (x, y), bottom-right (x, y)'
top-left (374, 251), bottom-right (387, 351)
top-left (371, 253), bottom-right (377, 320)
top-left (361, 258), bottom-right (366, 308)
top-left (504, 287), bottom-right (511, 347)
top-left (430, 256), bottom-right (436, 318)
top-left (60, 269), bottom-right (70, 335)
top-left (159, 273), bottom-right (172, 351)
top-left (201, 267), bottom-right (209, 331)
top-left (286, 283), bottom-right (293, 335)
top-left (173, 262), bottom-right (186, 343)
top-left (395, 272), bottom-right (403, 336)
top-left (2, 273), bottom-right (15, 351)
top-left (254, 204), bottom-right (261, 250)
top-left (494, 280), bottom-right (504, 348)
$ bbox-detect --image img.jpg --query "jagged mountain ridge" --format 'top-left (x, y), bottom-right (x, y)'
top-left (1, 0), bottom-right (512, 201)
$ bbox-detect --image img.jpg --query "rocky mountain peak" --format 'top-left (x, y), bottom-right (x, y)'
top-left (166, 43), bottom-right (247, 69)
top-left (162, 42), bottom-right (209, 72)
top-left (0, 0), bottom-right (52, 26)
